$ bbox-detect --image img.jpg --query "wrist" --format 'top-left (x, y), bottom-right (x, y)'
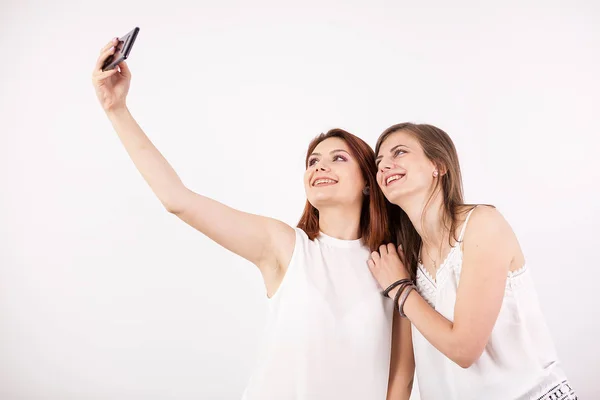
top-left (397, 284), bottom-right (416, 318)
top-left (388, 286), bottom-right (401, 299)
top-left (105, 104), bottom-right (129, 119)
top-left (382, 278), bottom-right (411, 299)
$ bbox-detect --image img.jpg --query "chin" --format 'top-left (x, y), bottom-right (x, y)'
top-left (308, 194), bottom-right (332, 207)
top-left (309, 186), bottom-right (339, 199)
top-left (310, 194), bottom-right (358, 210)
top-left (384, 188), bottom-right (409, 206)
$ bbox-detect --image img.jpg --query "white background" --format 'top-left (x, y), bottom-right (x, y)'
top-left (1, 0), bottom-right (599, 399)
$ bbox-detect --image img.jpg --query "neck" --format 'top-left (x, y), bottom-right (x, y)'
top-left (317, 204), bottom-right (362, 240)
top-left (396, 188), bottom-right (448, 247)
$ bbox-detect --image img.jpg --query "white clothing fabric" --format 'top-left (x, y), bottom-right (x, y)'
top-left (412, 207), bottom-right (574, 400)
top-left (241, 228), bottom-right (395, 400)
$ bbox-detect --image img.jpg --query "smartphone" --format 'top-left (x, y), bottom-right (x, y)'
top-left (102, 27), bottom-right (140, 71)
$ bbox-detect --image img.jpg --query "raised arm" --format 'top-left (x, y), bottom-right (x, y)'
top-left (91, 38), bottom-right (295, 274)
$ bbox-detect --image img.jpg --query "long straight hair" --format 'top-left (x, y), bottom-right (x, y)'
top-left (297, 128), bottom-right (391, 251)
top-left (375, 123), bottom-right (481, 279)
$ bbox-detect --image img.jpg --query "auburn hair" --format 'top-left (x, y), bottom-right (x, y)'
top-left (297, 128), bottom-right (391, 251)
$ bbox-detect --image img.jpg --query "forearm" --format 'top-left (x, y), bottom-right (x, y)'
top-left (106, 107), bottom-right (186, 210)
top-left (387, 381), bottom-right (412, 400)
top-left (386, 309), bottom-right (415, 400)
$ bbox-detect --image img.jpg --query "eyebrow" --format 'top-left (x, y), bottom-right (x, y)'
top-left (375, 144), bottom-right (409, 163)
top-left (309, 149), bottom-right (351, 157)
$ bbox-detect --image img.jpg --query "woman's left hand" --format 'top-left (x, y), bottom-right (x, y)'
top-left (368, 243), bottom-right (411, 296)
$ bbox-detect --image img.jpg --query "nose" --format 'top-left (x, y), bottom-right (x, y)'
top-left (379, 158), bottom-right (393, 174)
top-left (314, 161), bottom-right (331, 172)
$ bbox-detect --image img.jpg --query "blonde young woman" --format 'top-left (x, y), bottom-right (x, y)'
top-left (368, 123), bottom-right (576, 400)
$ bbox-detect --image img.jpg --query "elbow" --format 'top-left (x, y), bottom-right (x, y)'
top-left (452, 342), bottom-right (485, 369)
top-left (164, 202), bottom-right (182, 214)
top-left (164, 201), bottom-right (189, 215)
top-left (452, 350), bottom-right (483, 369)
top-left (161, 188), bottom-right (191, 214)
top-left (456, 356), bottom-right (477, 369)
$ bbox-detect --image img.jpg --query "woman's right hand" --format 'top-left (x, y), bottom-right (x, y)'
top-left (88, 40), bottom-right (297, 297)
top-left (92, 38), bottom-right (132, 112)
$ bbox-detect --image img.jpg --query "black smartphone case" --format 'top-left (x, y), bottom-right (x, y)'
top-left (102, 27), bottom-right (140, 71)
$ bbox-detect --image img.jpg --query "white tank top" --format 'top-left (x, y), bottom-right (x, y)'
top-left (413, 207), bottom-right (572, 400)
top-left (241, 228), bottom-right (394, 400)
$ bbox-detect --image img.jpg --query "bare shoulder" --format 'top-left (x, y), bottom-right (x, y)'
top-left (461, 205), bottom-right (517, 252)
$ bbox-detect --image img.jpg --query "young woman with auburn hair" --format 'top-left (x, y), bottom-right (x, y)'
top-left (91, 37), bottom-right (411, 400)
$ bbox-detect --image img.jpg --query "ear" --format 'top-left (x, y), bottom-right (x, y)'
top-left (435, 161), bottom-right (448, 177)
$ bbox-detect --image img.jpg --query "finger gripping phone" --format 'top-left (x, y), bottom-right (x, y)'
top-left (102, 27), bottom-right (140, 71)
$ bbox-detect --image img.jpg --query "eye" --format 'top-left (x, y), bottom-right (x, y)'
top-left (333, 155), bottom-right (347, 162)
top-left (308, 158), bottom-right (318, 167)
top-left (393, 149), bottom-right (406, 157)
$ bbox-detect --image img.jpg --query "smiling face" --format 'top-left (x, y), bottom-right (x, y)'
top-left (304, 136), bottom-right (366, 210)
top-left (375, 130), bottom-right (438, 205)
top-left (297, 128), bottom-right (392, 250)
top-left (373, 122), bottom-right (466, 277)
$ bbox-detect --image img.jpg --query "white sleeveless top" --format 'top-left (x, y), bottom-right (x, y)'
top-left (413, 207), bottom-right (572, 400)
top-left (241, 228), bottom-right (394, 400)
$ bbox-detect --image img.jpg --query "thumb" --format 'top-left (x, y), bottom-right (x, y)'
top-left (118, 61), bottom-right (131, 78)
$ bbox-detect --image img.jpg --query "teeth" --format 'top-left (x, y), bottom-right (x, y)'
top-left (386, 175), bottom-right (402, 185)
top-left (314, 179), bottom-right (336, 186)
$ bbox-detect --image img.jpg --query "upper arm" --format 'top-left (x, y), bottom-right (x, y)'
top-left (387, 312), bottom-right (415, 400)
top-left (171, 188), bottom-right (296, 270)
top-left (452, 206), bottom-right (516, 365)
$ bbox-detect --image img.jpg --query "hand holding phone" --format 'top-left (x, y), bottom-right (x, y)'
top-left (101, 27), bottom-right (140, 71)
top-left (93, 27), bottom-right (140, 112)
